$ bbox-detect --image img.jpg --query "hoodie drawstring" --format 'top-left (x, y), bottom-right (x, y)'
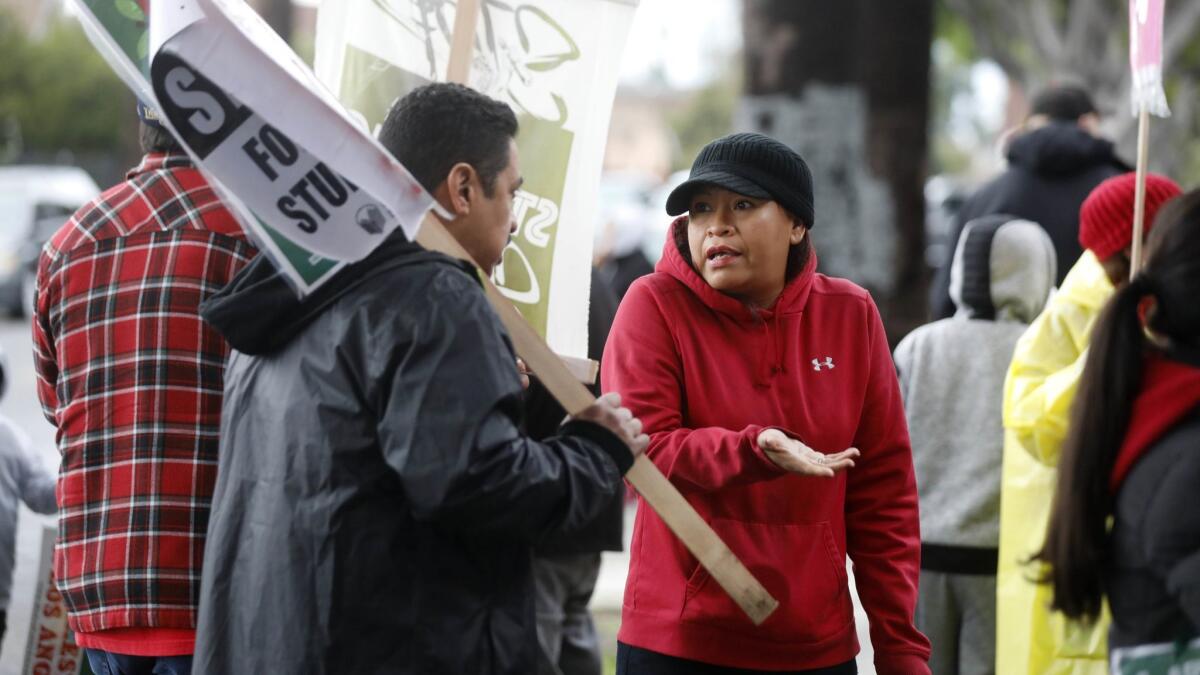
top-left (755, 310), bottom-right (787, 387)
top-left (774, 310), bottom-right (787, 375)
top-left (756, 318), bottom-right (770, 386)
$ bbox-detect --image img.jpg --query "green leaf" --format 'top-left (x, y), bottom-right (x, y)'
top-left (137, 31), bottom-right (148, 60)
top-left (115, 0), bottom-right (145, 22)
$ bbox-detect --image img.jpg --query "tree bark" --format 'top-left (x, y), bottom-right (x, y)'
top-left (740, 0), bottom-right (934, 341)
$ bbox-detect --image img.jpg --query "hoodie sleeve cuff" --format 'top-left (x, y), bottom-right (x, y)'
top-left (560, 420), bottom-right (635, 475)
top-left (874, 652), bottom-right (931, 675)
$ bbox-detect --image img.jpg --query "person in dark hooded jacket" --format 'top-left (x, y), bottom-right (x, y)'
top-left (895, 216), bottom-right (1056, 675)
top-left (929, 84), bottom-right (1128, 319)
top-left (1036, 188), bottom-right (1200, 673)
top-left (193, 83), bottom-right (648, 675)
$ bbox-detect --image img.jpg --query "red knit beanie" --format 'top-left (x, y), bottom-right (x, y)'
top-left (1079, 172), bottom-right (1182, 261)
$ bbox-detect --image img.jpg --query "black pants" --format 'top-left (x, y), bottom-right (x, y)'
top-left (617, 642), bottom-right (857, 674)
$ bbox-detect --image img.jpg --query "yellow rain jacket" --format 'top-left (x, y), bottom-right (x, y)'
top-left (996, 251), bottom-right (1112, 675)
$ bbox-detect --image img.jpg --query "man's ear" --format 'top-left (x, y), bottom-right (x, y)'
top-left (440, 162), bottom-right (477, 217)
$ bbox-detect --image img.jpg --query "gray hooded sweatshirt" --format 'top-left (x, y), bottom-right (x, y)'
top-left (895, 215), bottom-right (1055, 573)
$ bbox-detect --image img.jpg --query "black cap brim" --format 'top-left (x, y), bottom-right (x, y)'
top-left (665, 169), bottom-right (772, 216)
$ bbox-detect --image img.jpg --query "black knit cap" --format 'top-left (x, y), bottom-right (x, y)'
top-left (1030, 84), bottom-right (1099, 121)
top-left (665, 132), bottom-right (815, 228)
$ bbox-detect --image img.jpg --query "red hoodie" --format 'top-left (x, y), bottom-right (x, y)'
top-left (602, 219), bottom-right (930, 673)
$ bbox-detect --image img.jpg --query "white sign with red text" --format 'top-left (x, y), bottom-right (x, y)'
top-left (1129, 0), bottom-right (1170, 116)
top-left (22, 527), bottom-right (87, 675)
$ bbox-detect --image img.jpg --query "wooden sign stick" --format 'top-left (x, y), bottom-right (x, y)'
top-left (1130, 106), bottom-right (1151, 279)
top-left (415, 218), bottom-right (778, 625)
top-left (445, 0), bottom-right (481, 85)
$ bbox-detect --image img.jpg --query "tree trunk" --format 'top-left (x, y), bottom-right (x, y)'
top-left (739, 0), bottom-right (934, 342)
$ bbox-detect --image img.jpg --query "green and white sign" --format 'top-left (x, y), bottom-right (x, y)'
top-left (1112, 638), bottom-right (1200, 675)
top-left (315, 0), bottom-right (637, 357)
top-left (71, 0), bottom-right (439, 295)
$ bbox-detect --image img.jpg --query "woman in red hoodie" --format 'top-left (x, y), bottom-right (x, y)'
top-left (603, 133), bottom-right (931, 674)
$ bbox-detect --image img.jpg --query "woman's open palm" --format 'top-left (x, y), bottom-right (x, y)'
top-left (757, 428), bottom-right (859, 477)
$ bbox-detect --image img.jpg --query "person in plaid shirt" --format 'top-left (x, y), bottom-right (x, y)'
top-left (32, 107), bottom-right (257, 675)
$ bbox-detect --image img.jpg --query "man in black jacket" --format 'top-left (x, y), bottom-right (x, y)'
top-left (193, 83), bottom-right (647, 675)
top-left (929, 84), bottom-right (1129, 319)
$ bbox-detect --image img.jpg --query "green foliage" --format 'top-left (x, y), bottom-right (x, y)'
top-left (114, 0), bottom-right (146, 22)
top-left (934, 0), bottom-right (975, 62)
top-left (0, 9), bottom-right (132, 157)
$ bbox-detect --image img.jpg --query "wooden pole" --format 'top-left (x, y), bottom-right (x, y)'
top-left (445, 0), bottom-right (480, 84)
top-left (1131, 106), bottom-right (1150, 279)
top-left (435, 0), bottom-right (777, 625)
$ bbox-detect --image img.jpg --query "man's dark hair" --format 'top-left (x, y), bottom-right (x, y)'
top-left (1030, 84), bottom-right (1099, 122)
top-left (378, 83), bottom-right (518, 197)
top-left (139, 122), bottom-right (182, 154)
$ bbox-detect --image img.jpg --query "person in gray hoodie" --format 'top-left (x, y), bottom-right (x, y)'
top-left (895, 215), bottom-right (1056, 675)
top-left (0, 345), bottom-right (56, 651)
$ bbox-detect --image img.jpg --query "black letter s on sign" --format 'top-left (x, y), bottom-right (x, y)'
top-left (278, 196), bottom-right (318, 234)
top-left (163, 67), bottom-right (227, 134)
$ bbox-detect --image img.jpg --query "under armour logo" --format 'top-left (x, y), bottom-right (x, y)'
top-left (812, 357), bottom-right (835, 371)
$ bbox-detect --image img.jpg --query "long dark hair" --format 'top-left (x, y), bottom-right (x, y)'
top-left (1036, 188), bottom-right (1200, 620)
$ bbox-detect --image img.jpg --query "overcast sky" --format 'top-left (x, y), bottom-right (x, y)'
top-left (618, 0), bottom-right (740, 89)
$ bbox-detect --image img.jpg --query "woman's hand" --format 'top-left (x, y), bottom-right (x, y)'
top-left (756, 428), bottom-right (859, 477)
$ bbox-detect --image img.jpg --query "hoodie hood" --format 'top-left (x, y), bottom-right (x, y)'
top-left (656, 216), bottom-right (816, 387)
top-left (201, 231), bottom-right (466, 355)
top-left (1005, 122), bottom-right (1127, 177)
top-left (949, 215), bottom-right (1056, 323)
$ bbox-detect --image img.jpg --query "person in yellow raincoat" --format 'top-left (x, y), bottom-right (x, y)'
top-left (996, 172), bottom-right (1181, 674)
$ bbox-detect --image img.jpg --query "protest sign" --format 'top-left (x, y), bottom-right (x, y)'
top-left (22, 527), bottom-right (89, 675)
top-left (1112, 638), bottom-right (1200, 675)
top-left (1127, 0), bottom-right (1170, 277)
top-left (1129, 0), bottom-right (1169, 117)
top-left (314, 0), bottom-right (636, 357)
top-left (72, 0), bottom-right (155, 104)
top-left (70, 0), bottom-right (438, 293)
top-left (146, 0), bottom-right (439, 292)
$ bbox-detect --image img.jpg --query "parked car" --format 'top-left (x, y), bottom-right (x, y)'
top-left (0, 166), bottom-right (100, 316)
top-left (19, 214), bottom-right (76, 319)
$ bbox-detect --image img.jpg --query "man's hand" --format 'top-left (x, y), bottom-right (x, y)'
top-left (516, 358), bottom-right (531, 390)
top-left (572, 392), bottom-right (649, 457)
top-left (756, 428), bottom-right (859, 477)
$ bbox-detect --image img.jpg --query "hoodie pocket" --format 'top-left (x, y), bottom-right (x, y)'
top-left (681, 518), bottom-right (852, 644)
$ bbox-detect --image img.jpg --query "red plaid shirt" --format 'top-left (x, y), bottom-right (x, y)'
top-left (33, 152), bottom-right (256, 635)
